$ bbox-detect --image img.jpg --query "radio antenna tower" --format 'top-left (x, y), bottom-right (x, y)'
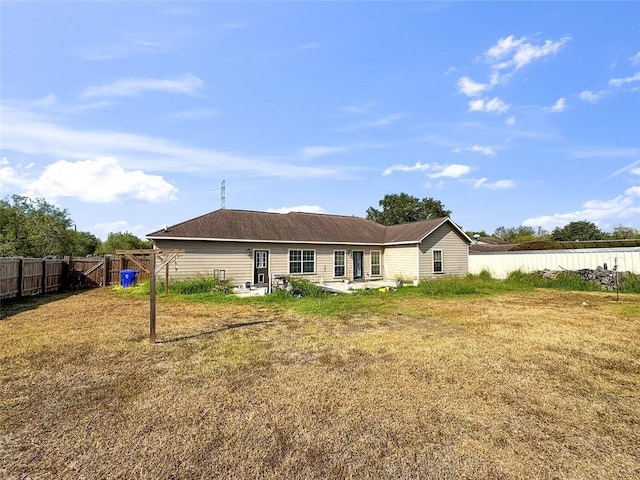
top-left (221, 180), bottom-right (226, 209)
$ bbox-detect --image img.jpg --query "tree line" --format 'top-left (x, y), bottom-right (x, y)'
top-left (367, 193), bottom-right (640, 242)
top-left (0, 195), bottom-right (151, 257)
top-left (1, 193), bottom-right (638, 258)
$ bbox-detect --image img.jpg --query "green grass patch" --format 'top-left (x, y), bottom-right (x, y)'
top-left (504, 270), bottom-right (601, 292)
top-left (620, 273), bottom-right (640, 293)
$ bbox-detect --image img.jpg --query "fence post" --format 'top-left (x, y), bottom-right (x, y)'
top-left (63, 256), bottom-right (70, 290)
top-left (17, 258), bottom-right (23, 298)
top-left (103, 255), bottom-right (109, 287)
top-left (42, 259), bottom-right (47, 294)
top-left (150, 253), bottom-right (156, 343)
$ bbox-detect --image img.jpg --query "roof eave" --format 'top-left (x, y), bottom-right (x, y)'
top-left (147, 235), bottom-right (385, 246)
top-left (416, 217), bottom-right (473, 244)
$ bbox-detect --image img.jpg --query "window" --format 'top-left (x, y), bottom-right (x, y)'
top-left (433, 250), bottom-right (443, 273)
top-left (255, 251), bottom-right (267, 268)
top-left (289, 249), bottom-right (315, 274)
top-left (334, 250), bottom-right (346, 277)
top-left (370, 250), bottom-right (381, 276)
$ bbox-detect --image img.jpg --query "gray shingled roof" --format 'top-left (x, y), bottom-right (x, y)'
top-left (147, 209), bottom-right (470, 245)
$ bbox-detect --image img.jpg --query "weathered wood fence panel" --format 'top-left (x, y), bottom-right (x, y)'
top-left (0, 254), bottom-right (153, 300)
top-left (21, 259), bottom-right (44, 296)
top-left (0, 258), bottom-right (21, 299)
top-left (0, 258), bottom-right (66, 299)
top-left (67, 255), bottom-right (150, 287)
top-left (45, 260), bottom-right (65, 292)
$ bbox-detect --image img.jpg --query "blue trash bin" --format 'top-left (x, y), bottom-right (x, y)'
top-left (120, 269), bottom-right (139, 287)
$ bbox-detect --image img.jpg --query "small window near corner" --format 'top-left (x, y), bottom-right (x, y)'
top-left (433, 250), bottom-right (443, 273)
top-left (370, 250), bottom-right (381, 276)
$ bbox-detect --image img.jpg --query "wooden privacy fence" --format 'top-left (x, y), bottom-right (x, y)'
top-left (0, 258), bottom-right (65, 300)
top-left (67, 255), bottom-right (150, 288)
top-left (0, 254), bottom-right (153, 300)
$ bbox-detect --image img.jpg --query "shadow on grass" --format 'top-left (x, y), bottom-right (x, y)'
top-left (0, 288), bottom-right (95, 321)
top-left (159, 320), bottom-right (273, 343)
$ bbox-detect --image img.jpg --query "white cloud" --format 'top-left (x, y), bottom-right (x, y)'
top-left (468, 97), bottom-right (510, 114)
top-left (486, 35), bottom-right (570, 70)
top-left (522, 187), bottom-right (640, 229)
top-left (579, 90), bottom-right (604, 103)
top-left (361, 113), bottom-right (405, 128)
top-left (0, 104), bottom-right (345, 180)
top-left (630, 52), bottom-right (640, 66)
top-left (457, 77), bottom-right (490, 97)
top-left (474, 178), bottom-right (516, 189)
top-left (0, 166), bottom-right (23, 192)
top-left (471, 145), bottom-right (496, 156)
top-left (453, 145), bottom-right (496, 156)
top-left (546, 97), bottom-right (567, 112)
top-left (267, 205), bottom-right (326, 214)
top-left (93, 220), bottom-right (145, 239)
top-left (485, 35), bottom-right (526, 61)
top-left (505, 116), bottom-right (516, 126)
top-left (82, 74), bottom-right (203, 97)
top-left (78, 34), bottom-right (165, 61)
top-left (339, 103), bottom-right (376, 115)
top-left (429, 164), bottom-right (471, 179)
top-left (631, 167), bottom-right (640, 176)
top-left (609, 72), bottom-right (640, 87)
top-left (340, 112), bottom-right (405, 131)
top-left (23, 158), bottom-right (178, 203)
top-left (299, 146), bottom-right (346, 158)
top-left (383, 161), bottom-right (431, 176)
top-left (30, 93), bottom-right (111, 114)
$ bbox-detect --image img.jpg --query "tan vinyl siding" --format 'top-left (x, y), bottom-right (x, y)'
top-left (153, 239), bottom-right (381, 286)
top-left (383, 245), bottom-right (418, 281)
top-left (418, 224), bottom-right (469, 278)
top-left (153, 240), bottom-right (256, 284)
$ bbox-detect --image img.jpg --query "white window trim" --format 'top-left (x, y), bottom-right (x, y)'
top-left (433, 249), bottom-right (444, 274)
top-left (370, 250), bottom-right (382, 277)
top-left (288, 248), bottom-right (316, 275)
top-left (333, 250), bottom-right (346, 278)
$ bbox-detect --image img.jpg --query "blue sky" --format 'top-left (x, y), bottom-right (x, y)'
top-left (1, 1), bottom-right (639, 240)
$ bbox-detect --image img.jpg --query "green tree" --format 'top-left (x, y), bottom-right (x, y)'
top-left (493, 225), bottom-right (550, 243)
top-left (68, 230), bottom-right (102, 256)
top-left (0, 195), bottom-right (75, 257)
top-left (366, 193), bottom-right (451, 226)
top-left (551, 221), bottom-right (605, 241)
top-left (609, 225), bottom-right (640, 239)
top-left (96, 232), bottom-right (152, 255)
top-left (465, 230), bottom-right (489, 239)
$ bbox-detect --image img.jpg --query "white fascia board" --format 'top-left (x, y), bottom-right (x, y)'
top-left (416, 218), bottom-right (473, 244)
top-left (147, 236), bottom-right (383, 246)
top-left (383, 240), bottom-right (421, 246)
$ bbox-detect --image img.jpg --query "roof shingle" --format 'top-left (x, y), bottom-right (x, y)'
top-left (147, 209), bottom-right (470, 245)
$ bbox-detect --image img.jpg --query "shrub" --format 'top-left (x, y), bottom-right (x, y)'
top-left (504, 269), bottom-right (601, 292)
top-left (477, 269), bottom-right (493, 281)
top-left (287, 277), bottom-right (327, 298)
top-left (620, 273), bottom-right (640, 293)
top-left (504, 269), bottom-right (547, 288)
top-left (163, 276), bottom-right (233, 295)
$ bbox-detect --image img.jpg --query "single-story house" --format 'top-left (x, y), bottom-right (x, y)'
top-left (146, 209), bottom-right (472, 289)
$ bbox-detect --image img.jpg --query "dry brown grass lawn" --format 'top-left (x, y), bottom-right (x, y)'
top-left (1, 288), bottom-right (638, 479)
